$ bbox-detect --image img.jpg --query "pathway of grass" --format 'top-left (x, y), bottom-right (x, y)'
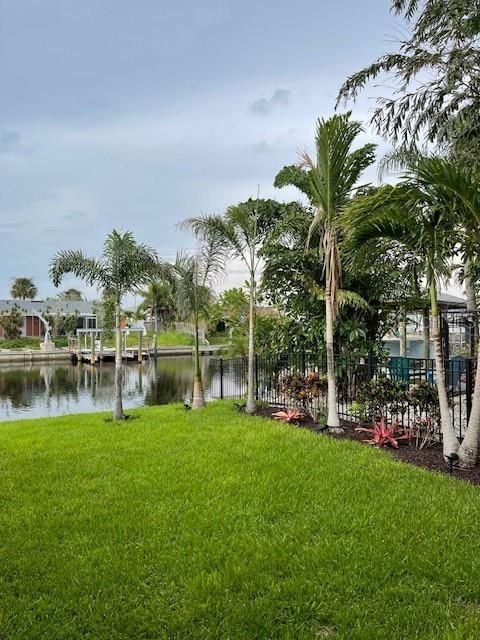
top-left (1, 403), bottom-right (480, 639)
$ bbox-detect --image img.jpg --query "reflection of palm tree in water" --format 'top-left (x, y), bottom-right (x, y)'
top-left (145, 368), bottom-right (190, 406)
top-left (0, 357), bottom-right (211, 418)
top-left (145, 357), bottom-right (209, 406)
top-left (0, 368), bottom-right (44, 409)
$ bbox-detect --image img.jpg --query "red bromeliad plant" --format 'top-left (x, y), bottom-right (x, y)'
top-left (272, 408), bottom-right (305, 424)
top-left (355, 417), bottom-right (411, 448)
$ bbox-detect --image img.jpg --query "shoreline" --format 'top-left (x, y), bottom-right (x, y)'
top-left (0, 344), bottom-right (228, 365)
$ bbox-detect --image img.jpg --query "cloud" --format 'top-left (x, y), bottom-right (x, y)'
top-left (0, 130), bottom-right (32, 155)
top-left (249, 89), bottom-right (291, 115)
top-left (62, 210), bottom-right (90, 223)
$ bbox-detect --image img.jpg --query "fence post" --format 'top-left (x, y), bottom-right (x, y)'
top-left (466, 357), bottom-right (473, 427)
top-left (255, 354), bottom-right (259, 401)
top-left (219, 358), bottom-right (224, 400)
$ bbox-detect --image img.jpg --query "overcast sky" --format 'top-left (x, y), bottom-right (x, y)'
top-left (0, 0), bottom-right (402, 301)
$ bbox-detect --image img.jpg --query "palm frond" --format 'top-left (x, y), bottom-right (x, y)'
top-left (49, 250), bottom-right (107, 289)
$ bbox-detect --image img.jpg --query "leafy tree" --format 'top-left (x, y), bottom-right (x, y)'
top-left (42, 307), bottom-right (79, 337)
top-left (0, 304), bottom-right (23, 339)
top-left (182, 198), bottom-right (280, 414)
top-left (337, 0), bottom-right (480, 150)
top-left (10, 277), bottom-right (37, 300)
top-left (50, 230), bottom-right (159, 421)
top-left (278, 113), bottom-right (376, 432)
top-left (172, 239), bottom-right (225, 409)
top-left (137, 279), bottom-right (176, 355)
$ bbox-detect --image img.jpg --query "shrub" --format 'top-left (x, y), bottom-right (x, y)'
top-left (278, 371), bottom-right (328, 421)
top-left (356, 375), bottom-right (409, 420)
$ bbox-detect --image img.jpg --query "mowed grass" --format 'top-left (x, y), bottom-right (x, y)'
top-left (1, 404), bottom-right (480, 639)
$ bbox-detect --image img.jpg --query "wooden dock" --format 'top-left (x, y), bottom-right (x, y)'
top-left (69, 332), bottom-right (228, 365)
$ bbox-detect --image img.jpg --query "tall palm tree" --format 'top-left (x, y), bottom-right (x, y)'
top-left (172, 238), bottom-right (225, 409)
top-left (10, 277), bottom-right (37, 300)
top-left (344, 163), bottom-right (461, 458)
top-left (182, 198), bottom-right (278, 414)
top-left (297, 113), bottom-right (375, 432)
top-left (50, 229), bottom-right (158, 421)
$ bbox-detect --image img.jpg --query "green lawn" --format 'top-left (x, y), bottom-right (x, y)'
top-left (1, 403), bottom-right (480, 639)
top-left (0, 336), bottom-right (68, 350)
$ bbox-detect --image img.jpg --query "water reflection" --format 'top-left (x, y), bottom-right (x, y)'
top-left (0, 356), bottom-right (213, 421)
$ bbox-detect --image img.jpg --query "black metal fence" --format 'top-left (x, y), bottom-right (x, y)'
top-left (209, 353), bottom-right (476, 439)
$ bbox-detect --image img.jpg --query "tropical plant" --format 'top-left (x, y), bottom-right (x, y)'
top-left (10, 277), bottom-right (37, 300)
top-left (355, 417), bottom-right (411, 448)
top-left (50, 229), bottom-right (159, 421)
top-left (295, 113), bottom-right (376, 432)
top-left (171, 239), bottom-right (226, 409)
top-left (182, 198), bottom-right (279, 414)
top-left (272, 408), bottom-right (305, 424)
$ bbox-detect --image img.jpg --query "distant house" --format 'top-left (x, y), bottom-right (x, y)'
top-left (0, 299), bottom-right (97, 339)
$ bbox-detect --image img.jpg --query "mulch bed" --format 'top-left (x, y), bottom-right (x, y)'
top-left (256, 406), bottom-right (480, 486)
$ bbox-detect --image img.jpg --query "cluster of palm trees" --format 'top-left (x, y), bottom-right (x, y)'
top-left (49, 219), bottom-right (263, 419)
top-left (289, 114), bottom-right (480, 467)
top-left (48, 111), bottom-right (480, 468)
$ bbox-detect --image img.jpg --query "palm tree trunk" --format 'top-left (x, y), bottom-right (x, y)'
top-left (325, 293), bottom-right (341, 432)
top-left (430, 282), bottom-right (458, 457)
top-left (113, 299), bottom-right (125, 421)
top-left (422, 306), bottom-right (430, 361)
top-left (245, 272), bottom-right (256, 414)
top-left (153, 304), bottom-right (158, 359)
top-left (191, 313), bottom-right (205, 409)
top-left (399, 308), bottom-right (407, 357)
top-left (457, 340), bottom-right (480, 467)
top-left (464, 268), bottom-right (477, 356)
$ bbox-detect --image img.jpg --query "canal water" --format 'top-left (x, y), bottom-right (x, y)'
top-left (0, 356), bottom-right (226, 421)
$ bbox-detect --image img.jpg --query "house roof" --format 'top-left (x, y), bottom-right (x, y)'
top-left (0, 299), bottom-right (96, 316)
top-left (437, 292), bottom-right (468, 308)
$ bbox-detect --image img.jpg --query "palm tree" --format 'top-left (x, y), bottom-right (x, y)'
top-left (416, 159), bottom-right (480, 467)
top-left (182, 198), bottom-right (278, 414)
top-left (57, 288), bottom-right (84, 301)
top-left (172, 239), bottom-right (225, 408)
top-left (50, 229), bottom-right (158, 421)
top-left (10, 277), bottom-right (37, 300)
top-left (296, 113), bottom-right (375, 432)
top-left (344, 162), bottom-right (461, 459)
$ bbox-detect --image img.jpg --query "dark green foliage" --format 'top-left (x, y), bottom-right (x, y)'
top-left (357, 376), bottom-right (443, 426)
top-left (409, 380), bottom-right (441, 418)
top-left (357, 375), bottom-right (410, 419)
top-left (255, 315), bottom-right (326, 355)
top-left (0, 304), bottom-right (23, 339)
top-left (57, 288), bottom-right (84, 301)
